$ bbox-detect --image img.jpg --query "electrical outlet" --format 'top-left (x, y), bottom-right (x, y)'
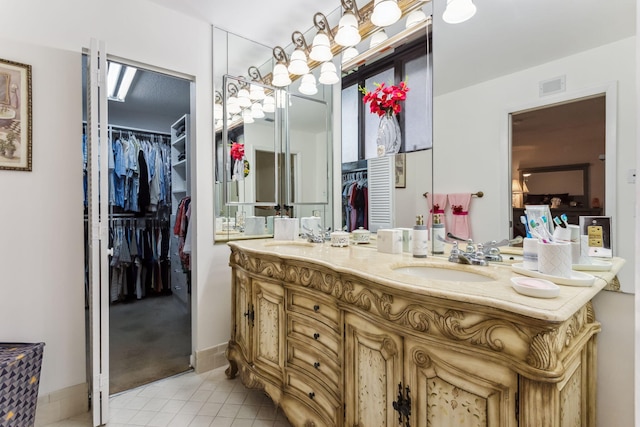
top-left (627, 169), bottom-right (636, 184)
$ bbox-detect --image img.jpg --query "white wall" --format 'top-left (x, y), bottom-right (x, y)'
top-left (0, 0), bottom-right (216, 397)
top-left (433, 36), bottom-right (636, 426)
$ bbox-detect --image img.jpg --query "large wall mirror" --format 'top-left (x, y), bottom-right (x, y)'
top-left (431, 0), bottom-right (635, 292)
top-left (213, 27), bottom-right (333, 241)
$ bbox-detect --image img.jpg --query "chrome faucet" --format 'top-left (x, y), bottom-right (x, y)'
top-left (447, 241), bottom-right (488, 266)
top-left (446, 233), bottom-right (523, 264)
top-left (301, 225), bottom-right (326, 243)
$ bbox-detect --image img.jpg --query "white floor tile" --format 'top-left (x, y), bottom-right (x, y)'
top-left (188, 415), bottom-right (214, 427)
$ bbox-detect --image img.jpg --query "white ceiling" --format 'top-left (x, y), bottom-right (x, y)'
top-left (115, 0), bottom-right (635, 128)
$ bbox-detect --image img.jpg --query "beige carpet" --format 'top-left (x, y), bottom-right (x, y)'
top-left (109, 292), bottom-right (191, 394)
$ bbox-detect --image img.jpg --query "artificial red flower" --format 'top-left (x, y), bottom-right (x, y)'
top-left (359, 80), bottom-right (410, 117)
top-left (230, 142), bottom-right (244, 161)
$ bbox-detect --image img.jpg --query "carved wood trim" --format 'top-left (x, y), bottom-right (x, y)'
top-left (229, 247), bottom-right (600, 376)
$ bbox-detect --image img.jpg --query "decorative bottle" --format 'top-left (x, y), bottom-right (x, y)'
top-left (412, 215), bottom-right (428, 258)
top-left (432, 213), bottom-right (446, 255)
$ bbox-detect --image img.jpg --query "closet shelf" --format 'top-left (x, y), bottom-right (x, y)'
top-left (172, 135), bottom-right (186, 151)
top-left (173, 188), bottom-right (187, 195)
top-left (173, 159), bottom-right (187, 171)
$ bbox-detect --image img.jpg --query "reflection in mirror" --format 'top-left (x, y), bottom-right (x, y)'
top-left (432, 0), bottom-right (634, 292)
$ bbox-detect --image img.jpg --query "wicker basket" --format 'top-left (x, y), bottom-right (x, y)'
top-left (0, 343), bottom-right (45, 427)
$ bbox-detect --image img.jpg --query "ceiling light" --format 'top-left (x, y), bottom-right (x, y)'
top-left (249, 84), bottom-right (265, 100)
top-left (443, 0), bottom-right (477, 24)
top-left (115, 66), bottom-right (137, 102)
top-left (371, 0), bottom-right (402, 27)
top-left (107, 62), bottom-right (121, 99)
top-left (318, 62), bottom-right (339, 85)
top-left (237, 86), bottom-right (252, 108)
top-left (242, 109), bottom-right (254, 124)
top-left (299, 73), bottom-right (318, 95)
top-left (370, 29), bottom-right (388, 49)
top-left (405, 9), bottom-right (427, 28)
top-left (342, 47), bottom-right (359, 63)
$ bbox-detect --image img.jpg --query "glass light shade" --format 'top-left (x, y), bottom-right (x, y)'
top-left (405, 9), bottom-right (427, 28)
top-left (288, 49), bottom-right (309, 75)
top-left (335, 12), bottom-right (361, 46)
top-left (309, 33), bottom-right (333, 62)
top-left (318, 62), bottom-right (339, 85)
top-left (262, 95), bottom-right (275, 113)
top-left (369, 30), bottom-right (388, 49)
top-left (231, 114), bottom-right (241, 123)
top-left (227, 97), bottom-right (241, 114)
top-left (342, 47), bottom-right (359, 63)
top-left (298, 73), bottom-right (318, 95)
top-left (371, 0), bottom-right (402, 27)
top-left (242, 109), bottom-right (254, 124)
top-left (443, 0), bottom-right (477, 24)
top-left (237, 88), bottom-right (251, 107)
top-left (249, 83), bottom-right (265, 100)
top-left (251, 102), bottom-right (265, 119)
top-left (214, 103), bottom-right (223, 119)
top-left (272, 63), bottom-right (292, 87)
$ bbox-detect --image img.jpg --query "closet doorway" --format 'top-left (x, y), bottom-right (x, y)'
top-left (82, 55), bottom-right (193, 395)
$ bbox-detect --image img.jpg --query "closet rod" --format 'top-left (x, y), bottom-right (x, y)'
top-left (422, 191), bottom-right (484, 198)
top-left (82, 121), bottom-right (171, 137)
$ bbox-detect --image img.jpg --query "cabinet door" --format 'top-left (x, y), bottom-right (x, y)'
top-left (344, 313), bottom-right (403, 427)
top-left (232, 270), bottom-right (252, 363)
top-left (405, 338), bottom-right (518, 427)
top-left (252, 278), bottom-right (285, 378)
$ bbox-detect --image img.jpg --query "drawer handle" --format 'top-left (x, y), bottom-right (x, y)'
top-left (313, 333), bottom-right (320, 340)
top-left (313, 362), bottom-right (320, 369)
top-left (308, 392), bottom-right (315, 399)
top-left (313, 304), bottom-right (320, 312)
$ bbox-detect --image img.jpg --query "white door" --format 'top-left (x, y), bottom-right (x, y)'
top-left (86, 38), bottom-right (110, 427)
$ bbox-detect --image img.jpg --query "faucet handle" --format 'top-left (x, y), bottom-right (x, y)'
top-left (465, 239), bottom-right (475, 253)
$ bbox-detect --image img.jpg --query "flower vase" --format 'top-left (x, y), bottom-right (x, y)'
top-left (376, 112), bottom-right (401, 156)
top-left (232, 158), bottom-right (244, 181)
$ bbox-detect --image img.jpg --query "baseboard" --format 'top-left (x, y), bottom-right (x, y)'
top-left (34, 382), bottom-right (88, 426)
top-left (194, 342), bottom-right (228, 374)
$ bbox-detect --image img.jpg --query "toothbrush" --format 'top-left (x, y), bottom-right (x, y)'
top-left (553, 216), bottom-right (566, 228)
top-left (529, 219), bottom-right (549, 243)
top-left (520, 215), bottom-right (531, 238)
top-left (540, 216), bottom-right (555, 240)
top-left (560, 213), bottom-right (569, 227)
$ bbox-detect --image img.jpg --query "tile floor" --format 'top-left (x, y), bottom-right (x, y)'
top-left (43, 366), bottom-right (293, 427)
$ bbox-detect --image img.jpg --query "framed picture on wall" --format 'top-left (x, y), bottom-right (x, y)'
top-left (395, 153), bottom-right (406, 188)
top-left (0, 57), bottom-right (32, 171)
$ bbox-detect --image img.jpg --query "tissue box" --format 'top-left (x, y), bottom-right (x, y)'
top-left (244, 216), bottom-right (265, 236)
top-left (377, 229), bottom-right (403, 254)
top-left (273, 218), bottom-right (299, 241)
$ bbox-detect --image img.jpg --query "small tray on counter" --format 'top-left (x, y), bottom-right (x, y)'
top-left (511, 277), bottom-right (560, 298)
top-left (512, 263), bottom-right (595, 287)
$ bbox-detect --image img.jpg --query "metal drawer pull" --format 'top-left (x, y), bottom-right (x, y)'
top-left (313, 305), bottom-right (320, 312)
top-left (308, 392), bottom-right (315, 399)
top-left (313, 333), bottom-right (320, 340)
top-left (314, 362), bottom-right (320, 369)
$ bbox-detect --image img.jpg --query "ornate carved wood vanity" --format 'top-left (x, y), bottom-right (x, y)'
top-left (225, 240), bottom-right (623, 426)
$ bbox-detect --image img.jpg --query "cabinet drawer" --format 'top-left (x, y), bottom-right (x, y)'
top-left (288, 290), bottom-right (339, 330)
top-left (288, 338), bottom-right (340, 392)
top-left (287, 369), bottom-right (339, 424)
top-left (288, 314), bottom-right (340, 360)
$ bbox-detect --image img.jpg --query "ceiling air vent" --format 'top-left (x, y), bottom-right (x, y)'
top-left (539, 75), bottom-right (566, 97)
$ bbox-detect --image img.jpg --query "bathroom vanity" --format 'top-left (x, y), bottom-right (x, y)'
top-left (225, 240), bottom-right (624, 427)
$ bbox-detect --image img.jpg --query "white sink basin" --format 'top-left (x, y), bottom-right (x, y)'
top-left (392, 265), bottom-right (493, 282)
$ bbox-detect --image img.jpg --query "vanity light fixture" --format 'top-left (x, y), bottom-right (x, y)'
top-left (226, 82), bottom-right (242, 115)
top-left (310, 13), bottom-right (334, 62)
top-left (288, 31), bottom-right (311, 75)
top-left (318, 62), bottom-right (340, 85)
top-left (242, 109), bottom-right (255, 124)
top-left (335, 0), bottom-right (362, 47)
top-left (298, 73), bottom-right (319, 95)
top-left (342, 47), bottom-right (359, 63)
top-left (443, 0), bottom-right (476, 24)
top-left (247, 66), bottom-right (267, 100)
top-left (405, 8), bottom-right (427, 28)
top-left (272, 46), bottom-right (292, 87)
top-left (236, 82), bottom-right (252, 108)
top-left (250, 102), bottom-right (265, 119)
top-left (369, 29), bottom-right (388, 49)
top-left (262, 95), bottom-right (276, 113)
top-left (371, 0), bottom-right (402, 27)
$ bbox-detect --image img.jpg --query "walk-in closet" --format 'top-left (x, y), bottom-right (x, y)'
top-left (82, 56), bottom-right (193, 394)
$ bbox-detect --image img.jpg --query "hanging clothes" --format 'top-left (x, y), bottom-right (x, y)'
top-left (341, 170), bottom-right (368, 232)
top-left (174, 196), bottom-right (191, 272)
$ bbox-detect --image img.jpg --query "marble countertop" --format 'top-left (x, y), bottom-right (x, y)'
top-left (228, 239), bottom-right (625, 323)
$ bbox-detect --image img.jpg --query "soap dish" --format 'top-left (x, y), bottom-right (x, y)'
top-left (511, 277), bottom-right (560, 299)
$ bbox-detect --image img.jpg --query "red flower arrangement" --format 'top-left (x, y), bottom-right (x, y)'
top-left (359, 81), bottom-right (409, 117)
top-left (230, 142), bottom-right (244, 161)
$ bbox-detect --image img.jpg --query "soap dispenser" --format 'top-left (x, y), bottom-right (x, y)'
top-left (432, 213), bottom-right (446, 255)
top-left (412, 215), bottom-right (428, 258)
